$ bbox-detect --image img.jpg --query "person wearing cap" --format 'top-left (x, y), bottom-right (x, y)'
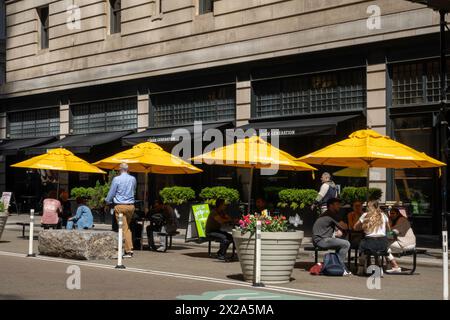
top-left (312, 198), bottom-right (350, 274)
top-left (386, 207), bottom-right (416, 273)
top-left (66, 197), bottom-right (94, 230)
top-left (106, 163), bottom-right (137, 258)
top-left (312, 172), bottom-right (338, 213)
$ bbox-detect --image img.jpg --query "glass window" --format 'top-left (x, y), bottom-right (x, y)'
top-left (199, 0), bottom-right (214, 14)
top-left (8, 108), bottom-right (60, 138)
top-left (150, 86), bottom-right (235, 127)
top-left (37, 6), bottom-right (49, 49)
top-left (109, 0), bottom-right (121, 34)
top-left (253, 69), bottom-right (366, 118)
top-left (392, 115), bottom-right (435, 216)
top-left (71, 98), bottom-right (137, 134)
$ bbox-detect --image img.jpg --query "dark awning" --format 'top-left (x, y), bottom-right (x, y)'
top-left (238, 114), bottom-right (361, 138)
top-left (122, 122), bottom-right (234, 146)
top-left (0, 137), bottom-right (57, 156)
top-left (26, 131), bottom-right (133, 155)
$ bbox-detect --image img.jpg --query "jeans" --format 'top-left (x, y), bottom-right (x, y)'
top-left (207, 231), bottom-right (233, 256)
top-left (315, 237), bottom-right (350, 265)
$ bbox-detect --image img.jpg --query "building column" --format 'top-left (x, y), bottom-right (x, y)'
top-left (58, 103), bottom-right (70, 194)
top-left (366, 63), bottom-right (387, 202)
top-left (0, 112), bottom-right (6, 193)
top-left (137, 93), bottom-right (150, 202)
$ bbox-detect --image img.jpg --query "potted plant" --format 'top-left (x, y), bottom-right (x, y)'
top-left (277, 189), bottom-right (318, 236)
top-left (340, 187), bottom-right (382, 205)
top-left (159, 186), bottom-right (196, 228)
top-left (199, 186), bottom-right (241, 218)
top-left (0, 200), bottom-right (8, 240)
top-left (232, 211), bottom-right (303, 284)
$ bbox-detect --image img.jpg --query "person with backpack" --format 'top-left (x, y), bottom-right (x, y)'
top-left (312, 198), bottom-right (351, 276)
top-left (312, 172), bottom-right (338, 214)
top-left (146, 199), bottom-right (178, 252)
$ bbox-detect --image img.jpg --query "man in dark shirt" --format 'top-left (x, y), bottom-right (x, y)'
top-left (206, 198), bottom-right (234, 260)
top-left (312, 198), bottom-right (350, 267)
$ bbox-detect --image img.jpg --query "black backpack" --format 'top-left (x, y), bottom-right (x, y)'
top-left (321, 253), bottom-right (345, 276)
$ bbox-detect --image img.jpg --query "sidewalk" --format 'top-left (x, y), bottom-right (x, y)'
top-left (3, 214), bottom-right (448, 268)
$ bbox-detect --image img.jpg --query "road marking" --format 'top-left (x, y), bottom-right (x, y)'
top-left (0, 250), bottom-right (371, 300)
top-left (178, 289), bottom-right (314, 300)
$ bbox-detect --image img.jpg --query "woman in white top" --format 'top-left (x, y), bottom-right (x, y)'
top-left (354, 201), bottom-right (390, 272)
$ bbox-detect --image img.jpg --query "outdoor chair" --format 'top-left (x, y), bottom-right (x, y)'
top-left (388, 248), bottom-right (422, 275)
top-left (155, 230), bottom-right (180, 252)
top-left (41, 223), bottom-right (59, 230)
top-left (197, 236), bottom-right (236, 261)
top-left (304, 245), bottom-right (329, 264)
top-left (361, 249), bottom-right (390, 276)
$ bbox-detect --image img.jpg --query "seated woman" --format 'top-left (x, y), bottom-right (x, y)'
top-left (386, 208), bottom-right (416, 273)
top-left (66, 197), bottom-right (94, 230)
top-left (353, 200), bottom-right (390, 274)
top-left (347, 200), bottom-right (364, 247)
top-left (205, 198), bottom-right (234, 260)
top-left (41, 190), bottom-right (63, 229)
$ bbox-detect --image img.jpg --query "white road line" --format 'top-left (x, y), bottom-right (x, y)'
top-left (0, 250), bottom-right (371, 300)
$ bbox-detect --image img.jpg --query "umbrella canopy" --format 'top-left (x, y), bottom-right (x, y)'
top-left (298, 129), bottom-right (446, 169)
top-left (191, 135), bottom-right (316, 171)
top-left (11, 148), bottom-right (106, 174)
top-left (93, 142), bottom-right (202, 174)
top-left (333, 167), bottom-right (368, 178)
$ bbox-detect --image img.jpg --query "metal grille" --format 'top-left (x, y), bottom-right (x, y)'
top-left (391, 59), bottom-right (450, 106)
top-left (254, 69), bottom-right (366, 118)
top-left (151, 86), bottom-right (235, 127)
top-left (71, 97), bottom-right (137, 134)
top-left (8, 108), bottom-right (59, 138)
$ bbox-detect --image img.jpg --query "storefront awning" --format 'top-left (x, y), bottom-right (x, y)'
top-left (0, 137), bottom-right (57, 156)
top-left (237, 114), bottom-right (361, 137)
top-left (122, 122), bottom-right (234, 146)
top-left (26, 131), bottom-right (133, 155)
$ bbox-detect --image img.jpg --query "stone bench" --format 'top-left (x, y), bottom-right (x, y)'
top-left (38, 229), bottom-right (117, 260)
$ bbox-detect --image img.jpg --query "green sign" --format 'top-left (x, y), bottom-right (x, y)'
top-left (177, 289), bottom-right (315, 300)
top-left (192, 204), bottom-right (210, 238)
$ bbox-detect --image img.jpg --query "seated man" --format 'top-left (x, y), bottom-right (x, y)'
top-left (386, 208), bottom-right (416, 273)
top-left (206, 198), bottom-right (234, 260)
top-left (41, 190), bottom-right (62, 229)
top-left (66, 197), bottom-right (94, 230)
top-left (254, 197), bottom-right (271, 215)
top-left (146, 199), bottom-right (178, 252)
top-left (312, 198), bottom-right (350, 274)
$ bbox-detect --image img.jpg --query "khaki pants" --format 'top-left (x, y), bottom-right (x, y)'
top-left (115, 204), bottom-right (135, 253)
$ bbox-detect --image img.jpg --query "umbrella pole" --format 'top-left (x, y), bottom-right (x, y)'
top-left (144, 173), bottom-right (149, 215)
top-left (57, 171), bottom-right (60, 200)
top-left (248, 167), bottom-right (254, 214)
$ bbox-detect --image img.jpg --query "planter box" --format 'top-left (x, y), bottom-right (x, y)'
top-left (0, 213), bottom-right (8, 240)
top-left (232, 230), bottom-right (303, 284)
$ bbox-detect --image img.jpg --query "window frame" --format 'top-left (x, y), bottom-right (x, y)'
top-left (109, 0), bottom-right (121, 35)
top-left (7, 108), bottom-right (60, 139)
top-left (37, 5), bottom-right (49, 50)
top-left (198, 0), bottom-right (214, 15)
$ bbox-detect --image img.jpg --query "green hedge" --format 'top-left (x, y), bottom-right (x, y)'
top-left (159, 186), bottom-right (196, 205)
top-left (199, 186), bottom-right (240, 206)
top-left (340, 186), bottom-right (382, 204)
top-left (70, 171), bottom-right (115, 209)
top-left (278, 189), bottom-right (318, 210)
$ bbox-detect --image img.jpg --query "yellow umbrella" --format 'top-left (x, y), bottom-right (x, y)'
top-left (191, 135), bottom-right (316, 212)
top-left (334, 167), bottom-right (368, 178)
top-left (93, 142), bottom-right (202, 210)
top-left (11, 147), bottom-right (106, 196)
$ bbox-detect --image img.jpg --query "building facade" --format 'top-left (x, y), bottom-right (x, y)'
top-left (0, 0), bottom-right (448, 235)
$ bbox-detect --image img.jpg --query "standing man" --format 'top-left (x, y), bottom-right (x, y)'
top-left (313, 172), bottom-right (338, 213)
top-left (106, 163), bottom-right (137, 258)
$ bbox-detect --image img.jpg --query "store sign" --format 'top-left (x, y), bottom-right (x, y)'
top-left (185, 203), bottom-right (211, 241)
top-left (148, 136), bottom-right (179, 143)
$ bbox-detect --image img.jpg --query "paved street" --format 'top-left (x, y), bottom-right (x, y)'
top-left (0, 217), bottom-right (448, 300)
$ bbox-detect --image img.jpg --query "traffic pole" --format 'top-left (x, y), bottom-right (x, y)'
top-left (253, 220), bottom-right (264, 287)
top-left (115, 212), bottom-right (125, 269)
top-left (27, 209), bottom-right (35, 257)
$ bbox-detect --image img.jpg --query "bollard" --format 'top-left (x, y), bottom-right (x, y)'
top-left (115, 212), bottom-right (125, 269)
top-left (27, 209), bottom-right (35, 257)
top-left (443, 231), bottom-right (448, 300)
top-left (253, 220), bottom-right (264, 287)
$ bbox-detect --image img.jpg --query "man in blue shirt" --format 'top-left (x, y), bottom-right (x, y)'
top-left (106, 163), bottom-right (137, 258)
top-left (66, 197), bottom-right (94, 230)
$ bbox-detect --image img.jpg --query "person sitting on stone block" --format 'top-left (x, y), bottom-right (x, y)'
top-left (67, 197), bottom-right (94, 230)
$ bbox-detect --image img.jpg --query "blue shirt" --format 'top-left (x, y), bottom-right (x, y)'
top-left (73, 205), bottom-right (94, 229)
top-left (106, 172), bottom-right (137, 205)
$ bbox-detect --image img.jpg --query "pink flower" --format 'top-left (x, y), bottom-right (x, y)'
top-left (265, 220), bottom-right (271, 225)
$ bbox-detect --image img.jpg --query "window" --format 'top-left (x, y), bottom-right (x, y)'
top-left (391, 59), bottom-right (450, 106)
top-left (253, 69), bottom-right (366, 118)
top-left (0, 0), bottom-right (5, 39)
top-left (0, 0), bottom-right (5, 85)
top-left (71, 98), bottom-right (137, 134)
top-left (8, 108), bottom-right (60, 138)
top-left (199, 0), bottom-right (213, 15)
top-left (37, 6), bottom-right (49, 49)
top-left (150, 86), bottom-right (235, 127)
top-left (109, 0), bottom-right (121, 34)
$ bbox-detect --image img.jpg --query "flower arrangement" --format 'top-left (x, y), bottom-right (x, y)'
top-left (237, 210), bottom-right (288, 234)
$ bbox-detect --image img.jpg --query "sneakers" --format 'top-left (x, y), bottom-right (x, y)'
top-left (386, 267), bottom-right (402, 273)
top-left (343, 270), bottom-right (352, 276)
top-left (123, 251), bottom-right (133, 258)
top-left (217, 254), bottom-right (226, 261)
top-left (156, 246), bottom-right (166, 252)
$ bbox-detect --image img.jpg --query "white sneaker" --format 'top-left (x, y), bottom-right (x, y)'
top-left (386, 267), bottom-right (402, 273)
top-left (343, 270), bottom-right (352, 276)
top-left (156, 246), bottom-right (166, 252)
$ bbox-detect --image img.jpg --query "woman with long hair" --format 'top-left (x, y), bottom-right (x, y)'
top-left (354, 200), bottom-right (390, 274)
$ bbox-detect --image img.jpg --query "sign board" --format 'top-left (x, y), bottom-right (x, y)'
top-left (1, 192), bottom-right (12, 210)
top-left (185, 203), bottom-right (211, 242)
